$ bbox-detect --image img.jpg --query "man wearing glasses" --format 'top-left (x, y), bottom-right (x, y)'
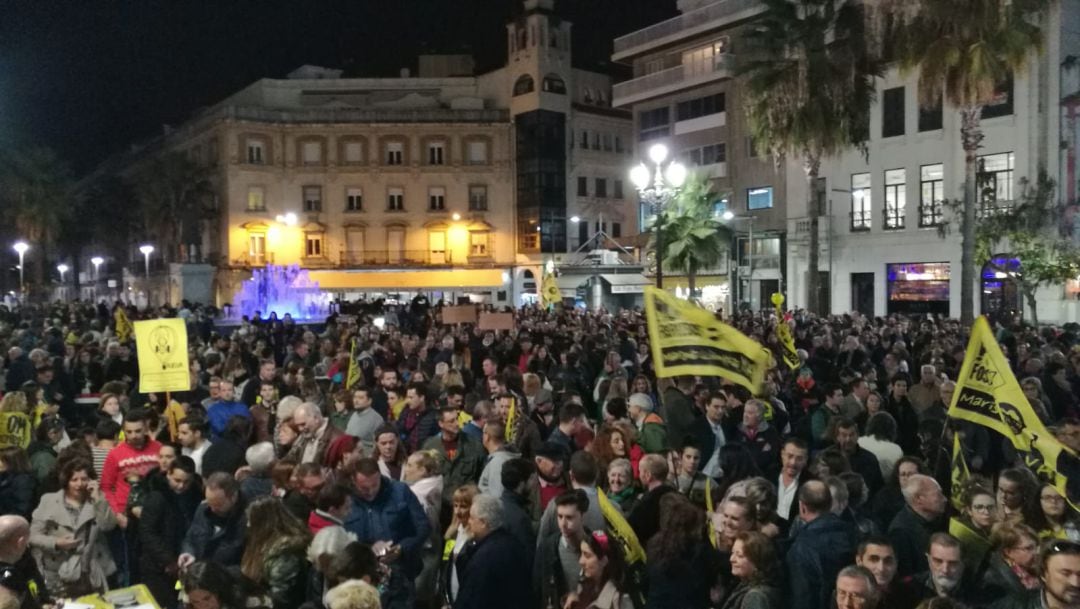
top-left (1004, 540), bottom-right (1080, 609)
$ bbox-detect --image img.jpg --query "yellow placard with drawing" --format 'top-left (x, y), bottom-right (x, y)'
top-left (134, 318), bottom-right (191, 394)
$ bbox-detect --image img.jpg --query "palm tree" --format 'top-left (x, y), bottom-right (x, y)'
top-left (883, 0), bottom-right (1050, 325)
top-left (649, 173), bottom-right (733, 296)
top-left (130, 152), bottom-right (214, 264)
top-left (0, 146), bottom-right (74, 294)
top-left (741, 0), bottom-right (877, 314)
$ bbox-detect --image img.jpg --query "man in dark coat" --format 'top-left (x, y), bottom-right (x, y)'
top-left (498, 458), bottom-right (537, 570)
top-left (628, 454), bottom-right (675, 545)
top-left (453, 494), bottom-right (532, 609)
top-left (0, 515), bottom-right (52, 609)
top-left (786, 480), bottom-right (858, 609)
top-left (138, 456), bottom-right (202, 605)
top-left (178, 472), bottom-right (247, 569)
top-left (660, 376), bottom-right (696, 450)
top-left (887, 474), bottom-right (947, 578)
top-left (832, 417), bottom-right (885, 496)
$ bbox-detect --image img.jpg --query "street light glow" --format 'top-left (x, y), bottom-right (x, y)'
top-left (570, 216), bottom-right (581, 223)
top-left (722, 210), bottom-right (735, 221)
top-left (57, 264), bottom-right (68, 273)
top-left (451, 212), bottom-right (461, 221)
top-left (629, 164), bottom-right (651, 190)
top-left (665, 162), bottom-right (687, 188)
top-left (90, 256), bottom-right (104, 266)
top-left (139, 244), bottom-right (155, 255)
top-left (12, 242), bottom-right (28, 255)
top-left (648, 143), bottom-right (668, 164)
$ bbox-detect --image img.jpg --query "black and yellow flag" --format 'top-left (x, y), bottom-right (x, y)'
top-left (114, 306), bottom-right (133, 343)
top-left (345, 338), bottom-right (361, 390)
top-left (598, 489), bottom-right (646, 609)
top-left (541, 271), bottom-right (561, 308)
top-left (950, 434), bottom-right (970, 511)
top-left (771, 293), bottom-right (800, 370)
top-left (948, 317), bottom-right (1077, 504)
top-left (644, 286), bottom-right (771, 393)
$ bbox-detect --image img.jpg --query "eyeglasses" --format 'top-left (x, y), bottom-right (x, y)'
top-left (1041, 494), bottom-right (1066, 503)
top-left (971, 504), bottom-right (996, 512)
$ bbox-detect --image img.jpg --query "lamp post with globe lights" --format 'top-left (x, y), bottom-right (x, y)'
top-left (139, 245), bottom-right (154, 279)
top-left (90, 257), bottom-right (104, 280)
top-left (57, 264), bottom-right (68, 284)
top-left (630, 143), bottom-right (687, 289)
top-left (12, 241), bottom-right (28, 295)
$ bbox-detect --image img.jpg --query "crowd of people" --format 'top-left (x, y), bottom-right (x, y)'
top-left (0, 298), bottom-right (1079, 609)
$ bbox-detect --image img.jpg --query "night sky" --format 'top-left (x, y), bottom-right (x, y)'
top-left (0, 0), bottom-right (677, 174)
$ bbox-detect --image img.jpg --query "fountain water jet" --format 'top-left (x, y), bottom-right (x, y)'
top-left (231, 264), bottom-right (332, 321)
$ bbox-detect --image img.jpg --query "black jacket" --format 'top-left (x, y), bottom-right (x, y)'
top-left (845, 446), bottom-right (885, 497)
top-left (0, 472), bottom-right (35, 519)
top-left (888, 506), bottom-right (945, 578)
top-left (0, 553), bottom-right (51, 609)
top-left (979, 553), bottom-right (1029, 603)
top-left (533, 531), bottom-right (571, 609)
top-left (785, 513), bottom-right (858, 609)
top-left (202, 438), bottom-right (247, 478)
top-left (499, 490), bottom-right (535, 569)
top-left (628, 484), bottom-right (676, 545)
top-left (453, 529), bottom-right (532, 609)
top-left (139, 486), bottom-right (202, 572)
top-left (181, 498), bottom-right (248, 566)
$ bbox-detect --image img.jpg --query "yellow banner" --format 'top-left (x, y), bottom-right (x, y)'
top-left (951, 434), bottom-right (970, 512)
top-left (505, 396), bottom-right (518, 443)
top-left (598, 489), bottom-right (646, 609)
top-left (0, 412), bottom-right (32, 449)
top-left (346, 338), bottom-right (361, 390)
top-left (115, 307), bottom-right (133, 343)
top-left (644, 286), bottom-right (770, 392)
top-left (948, 317), bottom-right (1076, 503)
top-left (771, 293), bottom-right (800, 370)
top-left (541, 272), bottom-right (561, 308)
top-left (134, 318), bottom-right (191, 394)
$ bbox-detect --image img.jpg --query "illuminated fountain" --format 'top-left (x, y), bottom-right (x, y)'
top-left (232, 265), bottom-right (333, 321)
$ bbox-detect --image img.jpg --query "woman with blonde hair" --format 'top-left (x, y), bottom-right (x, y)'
top-left (441, 484), bottom-right (479, 607)
top-left (240, 497), bottom-right (312, 609)
top-left (325, 579), bottom-right (381, 609)
top-left (0, 392), bottom-right (29, 415)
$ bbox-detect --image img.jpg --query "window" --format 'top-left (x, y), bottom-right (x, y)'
top-left (982, 78), bottom-right (1014, 120)
top-left (602, 133), bottom-right (613, 152)
top-left (614, 136), bottom-right (624, 154)
top-left (427, 141), bottom-right (445, 165)
top-left (246, 140), bottom-right (265, 164)
top-left (466, 141), bottom-right (488, 165)
top-left (592, 132), bottom-right (601, 150)
top-left (385, 141), bottom-right (404, 166)
top-left (612, 222), bottom-right (622, 238)
top-left (468, 185), bottom-right (488, 211)
top-left (884, 169), bottom-right (906, 229)
top-left (919, 164), bottom-right (944, 227)
top-left (301, 140), bottom-right (322, 165)
top-left (247, 186), bottom-right (266, 211)
top-left (249, 233), bottom-right (266, 264)
top-left (469, 231), bottom-right (491, 256)
top-left (513, 74), bottom-right (535, 96)
top-left (346, 187), bottom-right (363, 212)
top-left (918, 96), bottom-right (943, 132)
top-left (638, 107), bottom-right (670, 141)
top-left (387, 227), bottom-right (405, 263)
top-left (577, 221), bottom-right (589, 246)
top-left (580, 130), bottom-right (589, 150)
top-left (577, 177), bottom-right (588, 197)
top-left (303, 185), bottom-right (322, 212)
top-left (850, 173), bottom-right (871, 231)
top-left (305, 233), bottom-right (325, 258)
top-left (681, 39), bottom-right (729, 77)
top-left (387, 187), bottom-right (404, 211)
top-left (685, 143), bottom-right (726, 166)
top-left (428, 187), bottom-right (446, 211)
top-left (614, 180), bottom-right (624, 199)
top-left (542, 74), bottom-right (566, 94)
top-left (595, 178), bottom-right (608, 198)
top-left (977, 152), bottom-right (1015, 214)
top-left (343, 140), bottom-right (364, 164)
top-left (747, 187), bottom-right (773, 210)
top-left (676, 93), bottom-right (726, 121)
top-left (882, 87), bottom-right (905, 138)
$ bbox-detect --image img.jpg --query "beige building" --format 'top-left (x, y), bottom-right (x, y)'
top-left (612, 0), bottom-right (788, 312)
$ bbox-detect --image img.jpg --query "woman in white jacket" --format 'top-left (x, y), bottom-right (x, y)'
top-left (30, 457), bottom-right (117, 598)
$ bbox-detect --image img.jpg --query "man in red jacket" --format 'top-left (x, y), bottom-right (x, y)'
top-left (101, 408), bottom-right (163, 528)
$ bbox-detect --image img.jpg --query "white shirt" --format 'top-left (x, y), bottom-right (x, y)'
top-left (858, 436), bottom-right (904, 482)
top-left (777, 472), bottom-right (799, 520)
top-left (183, 440), bottom-right (212, 475)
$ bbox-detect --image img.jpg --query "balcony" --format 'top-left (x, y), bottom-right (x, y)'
top-left (612, 0), bottom-right (766, 61)
top-left (613, 54), bottom-right (736, 108)
top-left (338, 250), bottom-right (453, 267)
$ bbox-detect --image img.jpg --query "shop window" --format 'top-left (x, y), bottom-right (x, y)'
top-left (887, 262), bottom-right (951, 315)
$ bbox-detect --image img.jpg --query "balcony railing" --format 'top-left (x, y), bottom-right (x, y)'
top-left (883, 208), bottom-right (906, 230)
top-left (338, 250), bottom-right (452, 267)
top-left (613, 0), bottom-right (766, 60)
top-left (918, 203), bottom-right (944, 227)
top-left (614, 54), bottom-right (736, 107)
top-left (978, 200), bottom-right (1015, 218)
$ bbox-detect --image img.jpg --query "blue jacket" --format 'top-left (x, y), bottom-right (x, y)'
top-left (206, 400), bottom-right (251, 440)
top-left (343, 476), bottom-right (431, 577)
top-left (786, 513), bottom-right (857, 609)
top-left (453, 528), bottom-right (532, 609)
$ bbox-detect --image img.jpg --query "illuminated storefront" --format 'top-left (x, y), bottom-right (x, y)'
top-left (886, 262), bottom-right (950, 315)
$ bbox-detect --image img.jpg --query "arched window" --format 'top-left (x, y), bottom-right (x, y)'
top-left (542, 74), bottom-right (566, 95)
top-left (513, 74), bottom-right (535, 96)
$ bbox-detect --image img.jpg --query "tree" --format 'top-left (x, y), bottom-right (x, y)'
top-left (129, 152), bottom-right (214, 264)
top-left (966, 174), bottom-right (1080, 326)
top-left (648, 173), bottom-right (733, 297)
top-left (741, 0), bottom-right (877, 314)
top-left (0, 146), bottom-right (74, 295)
top-left (884, 0), bottom-right (1051, 325)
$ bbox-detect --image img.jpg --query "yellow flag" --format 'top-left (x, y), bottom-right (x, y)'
top-left (114, 306), bottom-right (133, 343)
top-left (949, 516), bottom-right (991, 570)
top-left (541, 272), bottom-right (561, 308)
top-left (346, 338), bottom-right (361, 390)
top-left (505, 396), bottom-right (518, 443)
top-left (0, 412), bottom-right (32, 449)
top-left (951, 434), bottom-right (970, 511)
top-left (133, 318), bottom-right (191, 394)
top-left (644, 286), bottom-right (771, 393)
top-left (948, 317), bottom-right (1076, 504)
top-left (597, 489), bottom-right (647, 609)
top-left (771, 293), bottom-right (800, 370)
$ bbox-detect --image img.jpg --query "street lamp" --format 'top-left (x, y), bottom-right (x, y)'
top-left (139, 244), bottom-right (154, 279)
top-left (90, 256), bottom-right (104, 280)
top-left (57, 264), bottom-right (68, 283)
top-left (630, 143), bottom-right (687, 289)
top-left (12, 241), bottom-right (28, 294)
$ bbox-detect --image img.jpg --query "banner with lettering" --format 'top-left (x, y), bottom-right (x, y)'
top-left (134, 318), bottom-right (191, 394)
top-left (771, 293), bottom-right (800, 370)
top-left (0, 412), bottom-right (32, 449)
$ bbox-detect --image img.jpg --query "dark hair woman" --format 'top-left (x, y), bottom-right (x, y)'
top-left (1033, 483), bottom-right (1080, 541)
top-left (180, 560), bottom-right (272, 609)
top-left (0, 446), bottom-right (35, 518)
top-left (645, 494), bottom-right (721, 609)
top-left (721, 531), bottom-right (782, 609)
top-left (569, 530), bottom-right (633, 609)
top-left (240, 497), bottom-right (312, 609)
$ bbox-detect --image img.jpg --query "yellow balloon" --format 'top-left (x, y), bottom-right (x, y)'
top-left (770, 292), bottom-right (784, 307)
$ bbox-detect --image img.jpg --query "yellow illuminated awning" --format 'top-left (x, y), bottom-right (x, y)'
top-left (307, 269), bottom-right (507, 291)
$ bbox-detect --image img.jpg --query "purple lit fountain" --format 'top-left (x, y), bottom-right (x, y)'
top-left (232, 265), bottom-right (332, 321)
